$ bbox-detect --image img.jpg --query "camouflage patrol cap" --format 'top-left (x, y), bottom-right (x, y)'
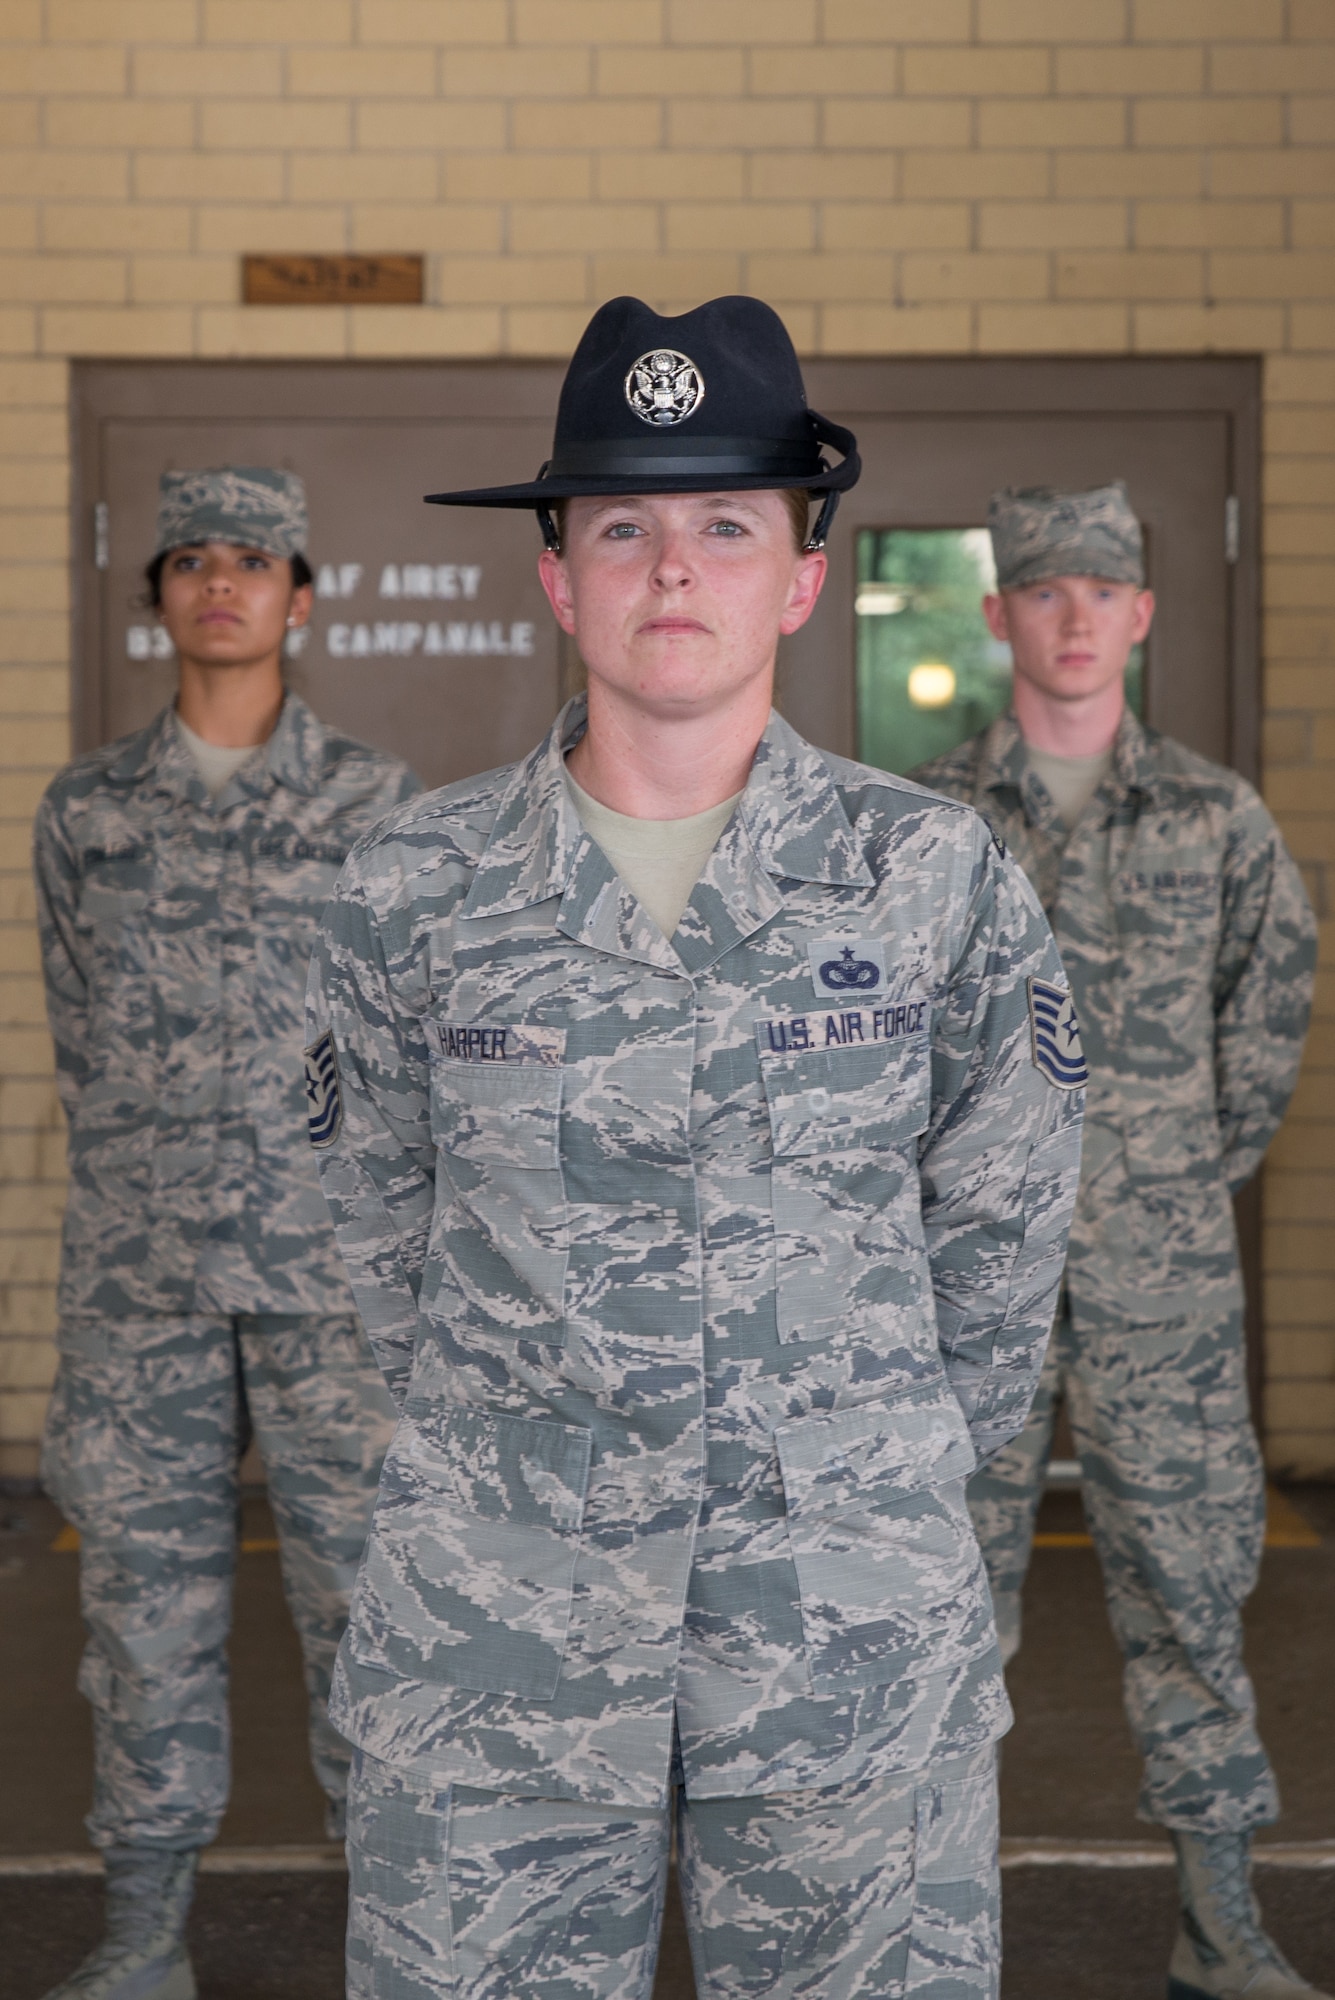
top-left (154, 465), bottom-right (308, 559)
top-left (989, 480), bottom-right (1144, 590)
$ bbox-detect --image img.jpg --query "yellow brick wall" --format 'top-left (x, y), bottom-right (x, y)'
top-left (1, 0), bottom-right (1333, 1476)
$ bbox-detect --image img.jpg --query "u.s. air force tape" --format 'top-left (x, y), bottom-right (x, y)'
top-left (1027, 976), bottom-right (1088, 1090)
top-left (756, 1000), bottom-right (928, 1056)
top-left (303, 1029), bottom-right (342, 1147)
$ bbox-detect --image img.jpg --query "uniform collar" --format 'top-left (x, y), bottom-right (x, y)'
top-left (246, 691), bottom-right (327, 798)
top-left (734, 708), bottom-right (872, 889)
top-left (460, 697), bottom-right (871, 972)
top-left (105, 692), bottom-right (326, 805)
top-left (106, 704), bottom-right (196, 795)
top-left (979, 703), bottom-right (1157, 823)
top-left (1108, 704), bottom-right (1158, 795)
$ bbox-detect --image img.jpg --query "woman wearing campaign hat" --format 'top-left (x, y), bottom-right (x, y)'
top-left (33, 468), bottom-right (419, 2000)
top-left (308, 296), bottom-right (1082, 2000)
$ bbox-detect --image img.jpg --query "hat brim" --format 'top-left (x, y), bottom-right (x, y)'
top-left (999, 556), bottom-right (1145, 590)
top-left (426, 467), bottom-right (853, 507)
top-left (425, 409), bottom-right (860, 509)
top-left (153, 532), bottom-right (303, 558)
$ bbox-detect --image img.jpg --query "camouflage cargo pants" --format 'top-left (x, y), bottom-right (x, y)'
top-left (346, 1741), bottom-right (999, 1999)
top-left (967, 1305), bottom-right (1277, 1833)
top-left (41, 1312), bottom-right (395, 1851)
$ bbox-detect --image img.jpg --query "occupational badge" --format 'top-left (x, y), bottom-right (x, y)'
top-left (808, 938), bottom-right (887, 997)
top-left (625, 349), bottom-right (704, 427)
top-left (1027, 977), bottom-right (1088, 1091)
top-left (304, 1028), bottom-right (343, 1147)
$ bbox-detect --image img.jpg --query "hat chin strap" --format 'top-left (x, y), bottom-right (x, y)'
top-left (805, 490), bottom-right (840, 551)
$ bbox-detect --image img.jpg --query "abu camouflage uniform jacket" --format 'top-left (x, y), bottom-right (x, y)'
top-left (35, 693), bottom-right (419, 1322)
top-left (912, 709), bottom-right (1316, 1342)
top-left (307, 698), bottom-right (1083, 1808)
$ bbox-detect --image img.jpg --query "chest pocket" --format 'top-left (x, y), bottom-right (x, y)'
top-left (760, 1033), bottom-right (931, 1344)
top-left (429, 1051), bottom-right (568, 1340)
top-left (78, 846), bottom-right (152, 935)
top-left (1115, 865), bottom-right (1220, 1050)
top-left (75, 847), bottom-right (155, 1024)
top-left (251, 837), bottom-right (350, 925)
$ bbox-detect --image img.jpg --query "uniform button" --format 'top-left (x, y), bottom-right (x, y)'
top-left (806, 1086), bottom-right (831, 1114)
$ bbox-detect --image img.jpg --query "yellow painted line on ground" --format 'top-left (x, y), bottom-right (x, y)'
top-left (1264, 1485), bottom-right (1323, 1548)
top-left (0, 1846), bottom-right (346, 1876)
top-left (50, 1528), bottom-right (280, 1555)
top-left (999, 1837), bottom-right (1335, 1870)
top-left (1034, 1486), bottom-right (1321, 1551)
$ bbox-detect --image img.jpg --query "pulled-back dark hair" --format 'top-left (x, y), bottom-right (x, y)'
top-left (142, 547), bottom-right (313, 609)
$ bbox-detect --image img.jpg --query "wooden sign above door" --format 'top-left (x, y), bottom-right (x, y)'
top-left (242, 254), bottom-right (424, 307)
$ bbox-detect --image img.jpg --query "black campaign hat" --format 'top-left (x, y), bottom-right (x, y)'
top-left (424, 295), bottom-right (860, 548)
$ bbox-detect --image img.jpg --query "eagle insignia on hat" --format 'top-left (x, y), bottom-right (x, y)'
top-left (625, 349), bottom-right (704, 427)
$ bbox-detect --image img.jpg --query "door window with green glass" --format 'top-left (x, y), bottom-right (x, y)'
top-left (855, 529), bottom-right (1144, 777)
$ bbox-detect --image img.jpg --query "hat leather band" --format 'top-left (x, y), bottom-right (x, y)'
top-left (547, 437), bottom-right (822, 480)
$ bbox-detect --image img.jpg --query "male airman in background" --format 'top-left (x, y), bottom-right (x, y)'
top-left (911, 483), bottom-right (1322, 2000)
top-left (34, 468), bottom-right (420, 2000)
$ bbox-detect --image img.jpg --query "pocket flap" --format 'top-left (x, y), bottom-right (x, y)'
top-left (430, 1043), bottom-right (565, 1168)
top-left (1122, 1106), bottom-right (1222, 1185)
top-left (761, 1034), bottom-right (930, 1158)
top-left (776, 1387), bottom-right (975, 1521)
top-left (346, 1777), bottom-right (446, 1866)
top-left (79, 847), bottom-right (151, 927)
top-left (393, 1403), bottom-right (591, 1532)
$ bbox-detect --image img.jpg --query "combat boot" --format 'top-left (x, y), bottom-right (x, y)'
top-left (39, 1847), bottom-right (198, 2000)
top-left (1169, 1831), bottom-right (1333, 1999)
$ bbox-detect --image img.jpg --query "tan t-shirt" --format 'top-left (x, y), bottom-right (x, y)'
top-left (175, 711), bottom-right (265, 801)
top-left (1023, 742), bottom-right (1114, 836)
top-left (565, 765), bottom-right (743, 940)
